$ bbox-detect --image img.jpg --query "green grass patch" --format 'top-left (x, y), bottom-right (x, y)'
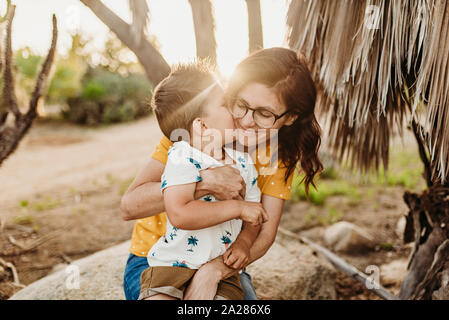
top-left (290, 142), bottom-right (426, 206)
top-left (318, 207), bottom-right (344, 226)
top-left (379, 243), bottom-right (394, 251)
top-left (30, 196), bottom-right (61, 211)
top-left (291, 172), bottom-right (361, 206)
top-left (19, 200), bottom-right (29, 208)
top-left (13, 215), bottom-right (34, 225)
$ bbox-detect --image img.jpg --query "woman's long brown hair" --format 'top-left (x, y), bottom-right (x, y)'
top-left (225, 47), bottom-right (323, 198)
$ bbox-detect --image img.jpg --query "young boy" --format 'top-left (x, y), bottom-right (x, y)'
top-left (138, 62), bottom-right (268, 300)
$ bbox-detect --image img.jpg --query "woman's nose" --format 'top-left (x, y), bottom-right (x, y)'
top-left (240, 109), bottom-right (256, 128)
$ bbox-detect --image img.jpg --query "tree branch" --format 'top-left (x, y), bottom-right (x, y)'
top-left (2, 5), bottom-right (20, 120)
top-left (27, 14), bottom-right (58, 119)
top-left (80, 0), bottom-right (170, 85)
top-left (278, 226), bottom-right (399, 300)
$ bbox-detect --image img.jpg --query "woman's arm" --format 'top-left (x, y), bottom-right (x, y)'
top-left (120, 158), bottom-right (166, 221)
top-left (183, 194), bottom-right (284, 299)
top-left (120, 158), bottom-right (246, 221)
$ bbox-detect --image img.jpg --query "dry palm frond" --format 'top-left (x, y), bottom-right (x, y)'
top-left (287, 0), bottom-right (449, 184)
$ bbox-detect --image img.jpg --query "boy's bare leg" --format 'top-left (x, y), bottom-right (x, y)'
top-left (144, 293), bottom-right (177, 300)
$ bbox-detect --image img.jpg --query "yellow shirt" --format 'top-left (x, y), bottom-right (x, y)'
top-left (129, 136), bottom-right (294, 257)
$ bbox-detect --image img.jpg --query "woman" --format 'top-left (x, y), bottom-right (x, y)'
top-left (121, 47), bottom-right (323, 300)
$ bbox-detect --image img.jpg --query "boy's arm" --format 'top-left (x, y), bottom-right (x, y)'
top-left (164, 183), bottom-right (267, 230)
top-left (223, 223), bottom-right (261, 269)
top-left (164, 184), bottom-right (241, 230)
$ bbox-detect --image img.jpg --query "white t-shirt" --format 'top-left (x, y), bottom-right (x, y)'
top-left (147, 140), bottom-right (260, 269)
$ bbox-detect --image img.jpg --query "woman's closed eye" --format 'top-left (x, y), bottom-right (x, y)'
top-left (257, 109), bottom-right (273, 118)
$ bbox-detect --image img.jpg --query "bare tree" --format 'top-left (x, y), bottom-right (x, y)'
top-left (287, 0), bottom-right (449, 300)
top-left (188, 0), bottom-right (217, 65)
top-left (0, 4), bottom-right (58, 166)
top-left (245, 0), bottom-right (263, 53)
top-left (80, 0), bottom-right (170, 86)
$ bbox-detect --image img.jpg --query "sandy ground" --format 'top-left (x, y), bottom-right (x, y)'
top-left (0, 115), bottom-right (415, 299)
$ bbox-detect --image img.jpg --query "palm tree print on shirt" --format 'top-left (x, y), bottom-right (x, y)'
top-left (238, 156), bottom-right (246, 168)
top-left (187, 235), bottom-right (199, 252)
top-left (169, 227), bottom-right (178, 240)
top-left (251, 177), bottom-right (257, 186)
top-left (173, 260), bottom-right (188, 268)
top-left (221, 230), bottom-right (232, 248)
top-left (188, 158), bottom-right (202, 169)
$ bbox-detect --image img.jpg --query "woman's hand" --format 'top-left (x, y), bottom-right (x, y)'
top-left (197, 165), bottom-right (246, 200)
top-left (184, 256), bottom-right (237, 300)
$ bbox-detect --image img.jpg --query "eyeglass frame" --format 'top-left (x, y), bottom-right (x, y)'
top-left (227, 97), bottom-right (292, 129)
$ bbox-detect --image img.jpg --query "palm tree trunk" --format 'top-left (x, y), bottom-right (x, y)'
top-left (399, 120), bottom-right (449, 299)
top-left (245, 0), bottom-right (263, 53)
top-left (188, 0), bottom-right (217, 66)
top-left (80, 0), bottom-right (170, 86)
top-left (400, 186), bottom-right (449, 299)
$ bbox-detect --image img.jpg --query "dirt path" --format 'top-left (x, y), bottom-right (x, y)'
top-left (0, 116), bottom-right (162, 209)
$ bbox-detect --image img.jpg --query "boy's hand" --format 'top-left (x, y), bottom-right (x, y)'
top-left (240, 201), bottom-right (268, 226)
top-left (223, 239), bottom-right (251, 270)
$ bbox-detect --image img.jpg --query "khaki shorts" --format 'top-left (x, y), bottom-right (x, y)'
top-left (138, 266), bottom-right (244, 300)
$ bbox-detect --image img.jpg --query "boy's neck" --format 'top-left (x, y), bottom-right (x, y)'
top-left (191, 137), bottom-right (225, 161)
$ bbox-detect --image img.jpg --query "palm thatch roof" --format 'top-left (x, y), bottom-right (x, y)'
top-left (286, 0), bottom-right (449, 184)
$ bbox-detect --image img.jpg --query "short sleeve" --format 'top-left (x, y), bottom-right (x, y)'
top-left (151, 135), bottom-right (173, 164)
top-left (244, 164), bottom-right (261, 203)
top-left (160, 142), bottom-right (202, 191)
top-left (259, 163), bottom-right (294, 200)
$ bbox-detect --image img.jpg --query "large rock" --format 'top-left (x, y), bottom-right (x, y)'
top-left (380, 259), bottom-right (408, 287)
top-left (246, 238), bottom-right (337, 299)
top-left (10, 241), bottom-right (130, 300)
top-left (10, 239), bottom-right (337, 300)
top-left (324, 221), bottom-right (375, 253)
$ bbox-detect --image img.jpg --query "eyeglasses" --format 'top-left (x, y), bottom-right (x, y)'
top-left (228, 98), bottom-right (291, 129)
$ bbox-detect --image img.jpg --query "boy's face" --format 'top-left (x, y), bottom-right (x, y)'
top-left (201, 86), bottom-right (235, 146)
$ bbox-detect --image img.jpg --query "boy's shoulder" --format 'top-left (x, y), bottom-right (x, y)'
top-left (167, 141), bottom-right (215, 169)
top-left (168, 141), bottom-right (195, 157)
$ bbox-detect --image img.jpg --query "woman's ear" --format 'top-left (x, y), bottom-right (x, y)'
top-left (284, 113), bottom-right (298, 126)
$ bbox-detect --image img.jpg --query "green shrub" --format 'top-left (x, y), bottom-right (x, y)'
top-left (63, 67), bottom-right (152, 125)
top-left (47, 61), bottom-right (84, 103)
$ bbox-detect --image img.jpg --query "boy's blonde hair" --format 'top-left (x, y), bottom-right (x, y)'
top-left (151, 61), bottom-right (219, 141)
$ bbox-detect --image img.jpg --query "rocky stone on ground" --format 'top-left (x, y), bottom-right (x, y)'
top-left (380, 259), bottom-right (408, 287)
top-left (246, 238), bottom-right (337, 299)
top-left (10, 238), bottom-right (337, 300)
top-left (324, 221), bottom-right (375, 253)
